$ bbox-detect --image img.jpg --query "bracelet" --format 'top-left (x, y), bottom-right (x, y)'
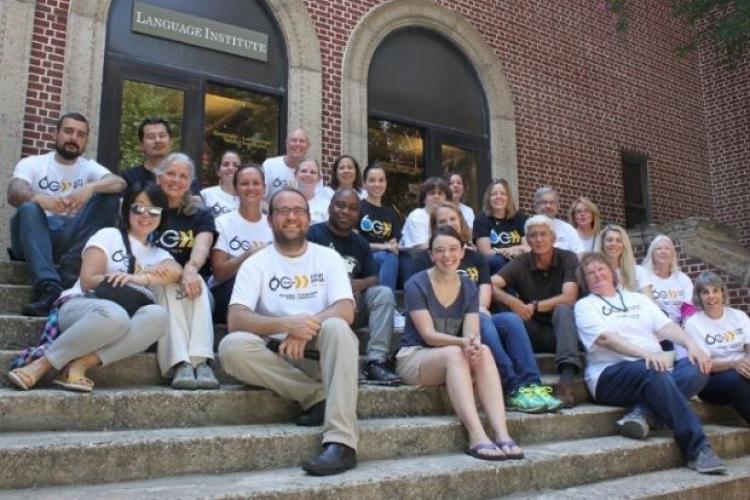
top-left (532, 300), bottom-right (539, 314)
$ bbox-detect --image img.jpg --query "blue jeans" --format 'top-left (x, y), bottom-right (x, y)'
top-left (10, 194), bottom-right (120, 287)
top-left (398, 251), bottom-right (423, 289)
top-left (486, 253), bottom-right (508, 275)
top-left (699, 369), bottom-right (750, 423)
top-left (481, 312), bottom-right (541, 395)
top-left (373, 250), bottom-right (398, 294)
top-left (595, 358), bottom-right (709, 460)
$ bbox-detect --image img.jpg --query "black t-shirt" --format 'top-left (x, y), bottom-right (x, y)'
top-left (414, 248), bottom-right (490, 286)
top-left (121, 164), bottom-right (200, 195)
top-left (358, 199), bottom-right (402, 244)
top-left (157, 206), bottom-right (217, 277)
top-left (472, 211), bottom-right (528, 249)
top-left (306, 222), bottom-right (376, 280)
top-left (497, 248), bottom-right (579, 323)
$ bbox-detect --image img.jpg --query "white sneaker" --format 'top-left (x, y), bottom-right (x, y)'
top-left (393, 311), bottom-right (406, 329)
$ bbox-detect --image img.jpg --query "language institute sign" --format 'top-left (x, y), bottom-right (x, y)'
top-left (132, 1), bottom-right (268, 62)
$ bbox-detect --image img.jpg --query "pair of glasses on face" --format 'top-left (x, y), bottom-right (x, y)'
top-left (130, 204), bottom-right (163, 217)
top-left (274, 207), bottom-right (308, 217)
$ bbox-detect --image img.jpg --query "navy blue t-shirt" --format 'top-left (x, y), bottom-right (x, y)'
top-left (306, 222), bottom-right (377, 280)
top-left (414, 248), bottom-right (490, 286)
top-left (156, 206), bottom-right (216, 277)
top-left (472, 211), bottom-right (528, 249)
top-left (358, 199), bottom-right (402, 244)
top-left (400, 270), bottom-right (479, 348)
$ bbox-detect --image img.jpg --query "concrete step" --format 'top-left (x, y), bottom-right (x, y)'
top-left (0, 316), bottom-right (44, 351)
top-left (0, 284), bottom-right (32, 315)
top-left (509, 454), bottom-right (750, 499)
top-left (0, 261), bottom-right (32, 285)
top-left (5, 424), bottom-right (748, 498)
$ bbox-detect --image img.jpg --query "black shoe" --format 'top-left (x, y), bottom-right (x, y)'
top-left (302, 442), bottom-right (357, 476)
top-left (366, 361), bottom-right (402, 385)
top-left (296, 400), bottom-right (325, 426)
top-left (22, 281), bottom-right (62, 317)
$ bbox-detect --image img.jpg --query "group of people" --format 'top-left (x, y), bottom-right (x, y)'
top-left (5, 112), bottom-right (749, 477)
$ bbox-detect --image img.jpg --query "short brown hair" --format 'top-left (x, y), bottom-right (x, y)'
top-left (417, 177), bottom-right (451, 207)
top-left (576, 252), bottom-right (619, 295)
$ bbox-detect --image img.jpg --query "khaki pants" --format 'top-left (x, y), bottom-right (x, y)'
top-left (219, 317), bottom-right (359, 450)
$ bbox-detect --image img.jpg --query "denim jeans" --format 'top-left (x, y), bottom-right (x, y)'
top-left (353, 286), bottom-right (396, 363)
top-left (595, 358), bottom-right (709, 460)
top-left (699, 369), bottom-right (750, 423)
top-left (398, 251), bottom-right (423, 289)
top-left (373, 250), bottom-right (398, 294)
top-left (481, 312), bottom-right (541, 395)
top-left (486, 253), bottom-right (508, 275)
top-left (10, 194), bottom-right (120, 287)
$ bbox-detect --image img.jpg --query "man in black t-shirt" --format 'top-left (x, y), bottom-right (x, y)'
top-left (307, 189), bottom-right (401, 384)
top-left (491, 214), bottom-right (581, 408)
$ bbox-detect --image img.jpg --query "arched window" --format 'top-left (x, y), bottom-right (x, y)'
top-left (99, 0), bottom-right (287, 186)
top-left (368, 27), bottom-right (489, 215)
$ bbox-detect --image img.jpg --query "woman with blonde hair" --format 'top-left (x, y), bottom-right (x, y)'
top-left (294, 158), bottom-right (330, 224)
top-left (595, 224), bottom-right (651, 295)
top-left (568, 196), bottom-right (601, 252)
top-left (641, 235), bottom-right (693, 325)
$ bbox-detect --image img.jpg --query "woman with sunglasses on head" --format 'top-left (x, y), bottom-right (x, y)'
top-left (359, 162), bottom-right (402, 293)
top-left (200, 150), bottom-right (241, 217)
top-left (595, 224), bottom-right (652, 295)
top-left (321, 154), bottom-right (366, 200)
top-left (397, 225), bottom-right (523, 461)
top-left (473, 179), bottom-right (529, 274)
top-left (210, 163), bottom-right (273, 325)
top-left (7, 182), bottom-right (180, 392)
top-left (685, 271), bottom-right (750, 423)
top-left (294, 158), bottom-right (330, 224)
top-left (445, 171), bottom-right (475, 229)
top-left (568, 196), bottom-right (601, 252)
top-left (155, 152), bottom-right (219, 390)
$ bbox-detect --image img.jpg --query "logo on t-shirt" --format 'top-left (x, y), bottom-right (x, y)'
top-left (703, 329), bottom-right (743, 345)
top-left (269, 273), bottom-right (325, 291)
top-left (652, 289), bottom-right (686, 301)
top-left (229, 237), bottom-right (266, 252)
top-left (38, 176), bottom-right (84, 193)
top-left (490, 229), bottom-right (521, 246)
top-left (159, 230), bottom-right (194, 249)
top-left (212, 203), bottom-right (232, 216)
top-left (360, 215), bottom-right (392, 238)
top-left (457, 266), bottom-right (479, 283)
top-left (272, 178), bottom-right (290, 189)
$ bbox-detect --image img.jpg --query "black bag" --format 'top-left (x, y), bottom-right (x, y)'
top-left (94, 228), bottom-right (155, 316)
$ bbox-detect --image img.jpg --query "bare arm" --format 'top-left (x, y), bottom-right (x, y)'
top-left (410, 309), bottom-right (466, 348)
top-left (491, 274), bottom-right (534, 320)
top-left (537, 281), bottom-right (578, 312)
top-left (181, 231), bottom-right (214, 299)
top-left (351, 275), bottom-right (378, 294)
top-left (656, 321), bottom-right (711, 374)
top-left (479, 283), bottom-right (492, 313)
top-left (315, 298), bottom-right (355, 325)
top-left (476, 237), bottom-right (494, 258)
top-left (594, 330), bottom-right (671, 372)
top-left (227, 304), bottom-right (322, 339)
top-left (88, 173), bottom-right (126, 194)
top-left (7, 178), bottom-right (69, 214)
top-left (210, 245), bottom-right (268, 283)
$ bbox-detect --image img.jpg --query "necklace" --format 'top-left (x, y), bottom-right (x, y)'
top-left (595, 290), bottom-right (629, 313)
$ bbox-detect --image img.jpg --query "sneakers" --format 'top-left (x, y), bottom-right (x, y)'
top-left (171, 362), bottom-right (197, 390)
top-left (365, 361), bottom-right (402, 385)
top-left (509, 386), bottom-right (546, 413)
top-left (616, 409), bottom-right (650, 439)
top-left (687, 446), bottom-right (727, 474)
top-left (195, 362), bottom-right (220, 390)
top-left (529, 384), bottom-right (563, 412)
top-left (22, 281), bottom-right (62, 317)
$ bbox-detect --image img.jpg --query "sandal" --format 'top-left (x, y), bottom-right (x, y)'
top-left (466, 442), bottom-right (506, 461)
top-left (7, 367), bottom-right (39, 391)
top-left (496, 439), bottom-right (525, 460)
top-left (52, 371), bottom-right (94, 393)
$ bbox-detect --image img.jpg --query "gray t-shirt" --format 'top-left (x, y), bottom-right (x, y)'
top-left (400, 270), bottom-right (479, 348)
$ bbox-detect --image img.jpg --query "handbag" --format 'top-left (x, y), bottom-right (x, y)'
top-left (94, 227), bottom-right (155, 316)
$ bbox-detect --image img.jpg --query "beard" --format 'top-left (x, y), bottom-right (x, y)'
top-left (273, 228), bottom-right (306, 252)
top-left (55, 142), bottom-right (82, 161)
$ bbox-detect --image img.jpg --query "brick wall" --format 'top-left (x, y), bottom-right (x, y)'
top-left (22, 0), bottom-right (70, 157)
top-left (699, 44), bottom-right (750, 247)
top-left (302, 0), bottom-right (714, 227)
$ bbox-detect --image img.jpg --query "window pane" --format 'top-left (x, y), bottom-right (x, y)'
top-left (623, 164), bottom-right (644, 205)
top-left (441, 144), bottom-right (479, 211)
top-left (368, 118), bottom-right (424, 217)
top-left (118, 80), bottom-right (184, 170)
top-left (203, 83), bottom-right (280, 187)
top-left (625, 206), bottom-right (647, 229)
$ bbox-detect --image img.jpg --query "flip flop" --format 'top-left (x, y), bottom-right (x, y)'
top-left (7, 367), bottom-right (37, 391)
top-left (496, 439), bottom-right (525, 460)
top-left (466, 442), bottom-right (506, 461)
top-left (52, 372), bottom-right (94, 393)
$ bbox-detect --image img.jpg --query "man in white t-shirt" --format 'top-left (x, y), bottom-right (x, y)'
top-left (8, 112), bottom-right (126, 316)
top-left (575, 252), bottom-right (725, 474)
top-left (262, 128), bottom-right (312, 202)
top-left (219, 188), bottom-right (358, 476)
top-left (533, 186), bottom-right (584, 254)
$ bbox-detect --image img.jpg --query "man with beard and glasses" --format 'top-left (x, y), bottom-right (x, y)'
top-left (7, 112), bottom-right (125, 316)
top-left (307, 188), bottom-right (400, 384)
top-left (219, 188), bottom-right (359, 476)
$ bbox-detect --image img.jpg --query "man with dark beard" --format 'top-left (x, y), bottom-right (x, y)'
top-left (7, 112), bottom-right (125, 316)
top-left (219, 188), bottom-right (359, 476)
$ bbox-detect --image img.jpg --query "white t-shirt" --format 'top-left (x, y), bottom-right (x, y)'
top-left (552, 218), bottom-right (585, 254)
top-left (685, 308), bottom-right (750, 364)
top-left (400, 208), bottom-right (430, 248)
top-left (575, 290), bottom-right (672, 397)
top-left (262, 156), bottom-right (297, 202)
top-left (62, 227), bottom-right (174, 297)
top-left (200, 186), bottom-right (239, 217)
top-left (580, 234), bottom-right (596, 252)
top-left (211, 210), bottom-right (274, 287)
top-left (647, 271), bottom-right (693, 324)
top-left (458, 203), bottom-right (475, 230)
top-left (616, 265), bottom-right (652, 293)
top-left (230, 242), bottom-right (354, 340)
top-left (13, 152), bottom-right (111, 215)
top-left (309, 194), bottom-right (330, 225)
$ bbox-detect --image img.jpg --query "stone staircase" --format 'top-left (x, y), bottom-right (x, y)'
top-left (0, 261), bottom-right (748, 498)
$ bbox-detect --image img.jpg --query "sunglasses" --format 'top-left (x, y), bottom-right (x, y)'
top-left (130, 204), bottom-right (163, 217)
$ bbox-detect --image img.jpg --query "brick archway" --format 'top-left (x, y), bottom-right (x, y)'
top-left (340, 0), bottom-right (518, 190)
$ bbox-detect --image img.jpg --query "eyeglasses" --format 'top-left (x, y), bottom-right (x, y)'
top-left (130, 204), bottom-right (163, 217)
top-left (273, 207), bottom-right (308, 217)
